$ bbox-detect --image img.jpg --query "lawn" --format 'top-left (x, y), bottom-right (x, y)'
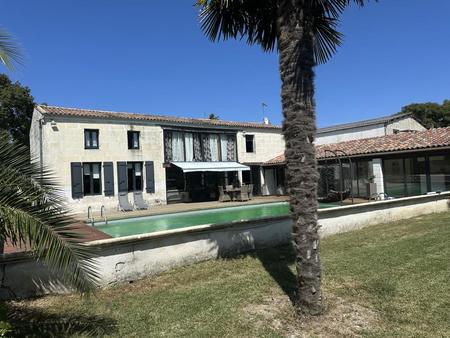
top-left (6, 211), bottom-right (450, 337)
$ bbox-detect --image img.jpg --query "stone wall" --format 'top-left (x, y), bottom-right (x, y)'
top-left (237, 129), bottom-right (285, 164)
top-left (316, 116), bottom-right (426, 146)
top-left (29, 110), bottom-right (167, 214)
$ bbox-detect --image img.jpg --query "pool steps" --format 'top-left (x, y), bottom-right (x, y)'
top-left (87, 205), bottom-right (109, 226)
top-left (100, 205), bottom-right (108, 225)
top-left (87, 206), bottom-right (94, 226)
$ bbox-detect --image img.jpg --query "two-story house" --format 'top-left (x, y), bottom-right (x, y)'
top-left (30, 105), bottom-right (284, 213)
top-left (31, 105), bottom-right (441, 213)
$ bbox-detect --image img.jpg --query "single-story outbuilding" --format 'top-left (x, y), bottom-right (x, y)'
top-left (264, 127), bottom-right (450, 199)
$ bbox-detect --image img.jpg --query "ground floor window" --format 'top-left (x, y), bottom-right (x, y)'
top-left (384, 158), bottom-right (407, 197)
top-left (318, 160), bottom-right (357, 197)
top-left (384, 157), bottom-right (428, 197)
top-left (83, 162), bottom-right (101, 195)
top-left (429, 154), bottom-right (450, 192)
top-left (352, 160), bottom-right (373, 198)
top-left (127, 162), bottom-right (143, 192)
top-left (404, 157), bottom-right (427, 196)
top-left (384, 154), bottom-right (449, 197)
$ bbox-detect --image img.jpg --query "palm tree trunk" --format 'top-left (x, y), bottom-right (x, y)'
top-left (277, 0), bottom-right (322, 315)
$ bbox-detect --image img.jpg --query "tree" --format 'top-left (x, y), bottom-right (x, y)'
top-left (399, 100), bottom-right (450, 128)
top-left (0, 27), bottom-right (33, 145)
top-left (197, 0), bottom-right (370, 314)
top-left (0, 74), bottom-right (35, 145)
top-left (0, 135), bottom-right (99, 293)
top-left (208, 113), bottom-right (220, 120)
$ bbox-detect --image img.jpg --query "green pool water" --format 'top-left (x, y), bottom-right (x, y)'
top-left (95, 202), bottom-right (337, 238)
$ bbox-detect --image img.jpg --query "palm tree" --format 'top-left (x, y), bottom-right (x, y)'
top-left (197, 0), bottom-right (370, 314)
top-left (0, 135), bottom-right (99, 293)
top-left (0, 27), bottom-right (23, 70)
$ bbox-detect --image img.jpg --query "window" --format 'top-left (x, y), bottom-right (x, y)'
top-left (245, 135), bottom-right (254, 153)
top-left (84, 129), bottom-right (99, 149)
top-left (127, 131), bottom-right (140, 149)
top-left (83, 163), bottom-right (101, 195)
top-left (429, 155), bottom-right (450, 192)
top-left (164, 130), bottom-right (237, 162)
top-left (404, 157), bottom-right (427, 196)
top-left (384, 156), bottom-right (427, 197)
top-left (127, 162), bottom-right (143, 191)
top-left (172, 131), bottom-right (185, 161)
top-left (185, 133), bottom-right (194, 161)
top-left (209, 134), bottom-right (219, 161)
top-left (384, 158), bottom-right (405, 197)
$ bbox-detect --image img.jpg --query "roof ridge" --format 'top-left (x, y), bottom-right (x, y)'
top-left (36, 104), bottom-right (281, 129)
top-left (317, 112), bottom-right (417, 133)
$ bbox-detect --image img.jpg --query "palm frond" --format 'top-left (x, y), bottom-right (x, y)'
top-left (0, 135), bottom-right (99, 293)
top-left (197, 0), bottom-right (373, 61)
top-left (0, 27), bottom-right (23, 71)
top-left (198, 0), bottom-right (278, 51)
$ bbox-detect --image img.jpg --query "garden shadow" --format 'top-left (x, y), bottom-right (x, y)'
top-left (254, 245), bottom-right (297, 304)
top-left (217, 243), bottom-right (298, 305)
top-left (5, 302), bottom-right (116, 338)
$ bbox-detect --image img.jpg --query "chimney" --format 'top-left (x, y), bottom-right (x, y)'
top-left (263, 117), bottom-right (270, 125)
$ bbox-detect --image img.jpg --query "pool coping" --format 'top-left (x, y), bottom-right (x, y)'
top-left (90, 197), bottom-right (290, 222)
top-left (86, 191), bottom-right (450, 247)
top-left (86, 214), bottom-right (291, 247)
top-left (94, 200), bottom-right (291, 226)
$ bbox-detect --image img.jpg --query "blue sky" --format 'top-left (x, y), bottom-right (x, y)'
top-left (2, 0), bottom-right (450, 127)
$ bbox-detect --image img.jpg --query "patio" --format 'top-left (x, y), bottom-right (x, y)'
top-left (78, 195), bottom-right (289, 222)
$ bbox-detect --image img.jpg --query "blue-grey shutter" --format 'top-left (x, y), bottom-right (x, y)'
top-left (103, 162), bottom-right (114, 196)
top-left (117, 162), bottom-right (128, 193)
top-left (145, 161), bottom-right (155, 193)
top-left (70, 162), bottom-right (83, 199)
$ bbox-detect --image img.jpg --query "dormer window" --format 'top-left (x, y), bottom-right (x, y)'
top-left (84, 129), bottom-right (99, 149)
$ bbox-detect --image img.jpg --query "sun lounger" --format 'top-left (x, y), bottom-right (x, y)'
top-left (118, 192), bottom-right (133, 211)
top-left (133, 191), bottom-right (149, 210)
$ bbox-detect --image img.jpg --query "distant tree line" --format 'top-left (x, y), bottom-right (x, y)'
top-left (398, 100), bottom-right (450, 128)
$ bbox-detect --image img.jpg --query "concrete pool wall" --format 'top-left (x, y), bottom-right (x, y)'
top-left (1, 192), bottom-right (449, 299)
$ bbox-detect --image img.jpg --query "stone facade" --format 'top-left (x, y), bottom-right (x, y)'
top-left (236, 129), bottom-right (285, 164)
top-left (30, 105), bottom-right (432, 211)
top-left (29, 108), bottom-right (287, 214)
top-left (30, 110), bottom-right (167, 214)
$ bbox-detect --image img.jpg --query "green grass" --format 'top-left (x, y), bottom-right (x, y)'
top-left (6, 212), bottom-right (450, 337)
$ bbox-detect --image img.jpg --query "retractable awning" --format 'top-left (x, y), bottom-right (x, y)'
top-left (171, 162), bottom-right (250, 173)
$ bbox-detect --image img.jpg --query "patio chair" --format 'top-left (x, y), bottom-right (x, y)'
top-left (133, 191), bottom-right (149, 210)
top-left (248, 184), bottom-right (254, 200)
top-left (236, 187), bottom-right (249, 202)
top-left (118, 192), bottom-right (133, 211)
top-left (218, 186), bottom-right (231, 202)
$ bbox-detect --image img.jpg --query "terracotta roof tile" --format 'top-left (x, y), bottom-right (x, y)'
top-left (265, 153), bottom-right (286, 165)
top-left (265, 127), bottom-right (450, 164)
top-left (36, 105), bottom-right (281, 130)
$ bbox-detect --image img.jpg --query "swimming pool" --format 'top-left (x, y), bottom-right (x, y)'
top-left (95, 202), bottom-right (337, 238)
